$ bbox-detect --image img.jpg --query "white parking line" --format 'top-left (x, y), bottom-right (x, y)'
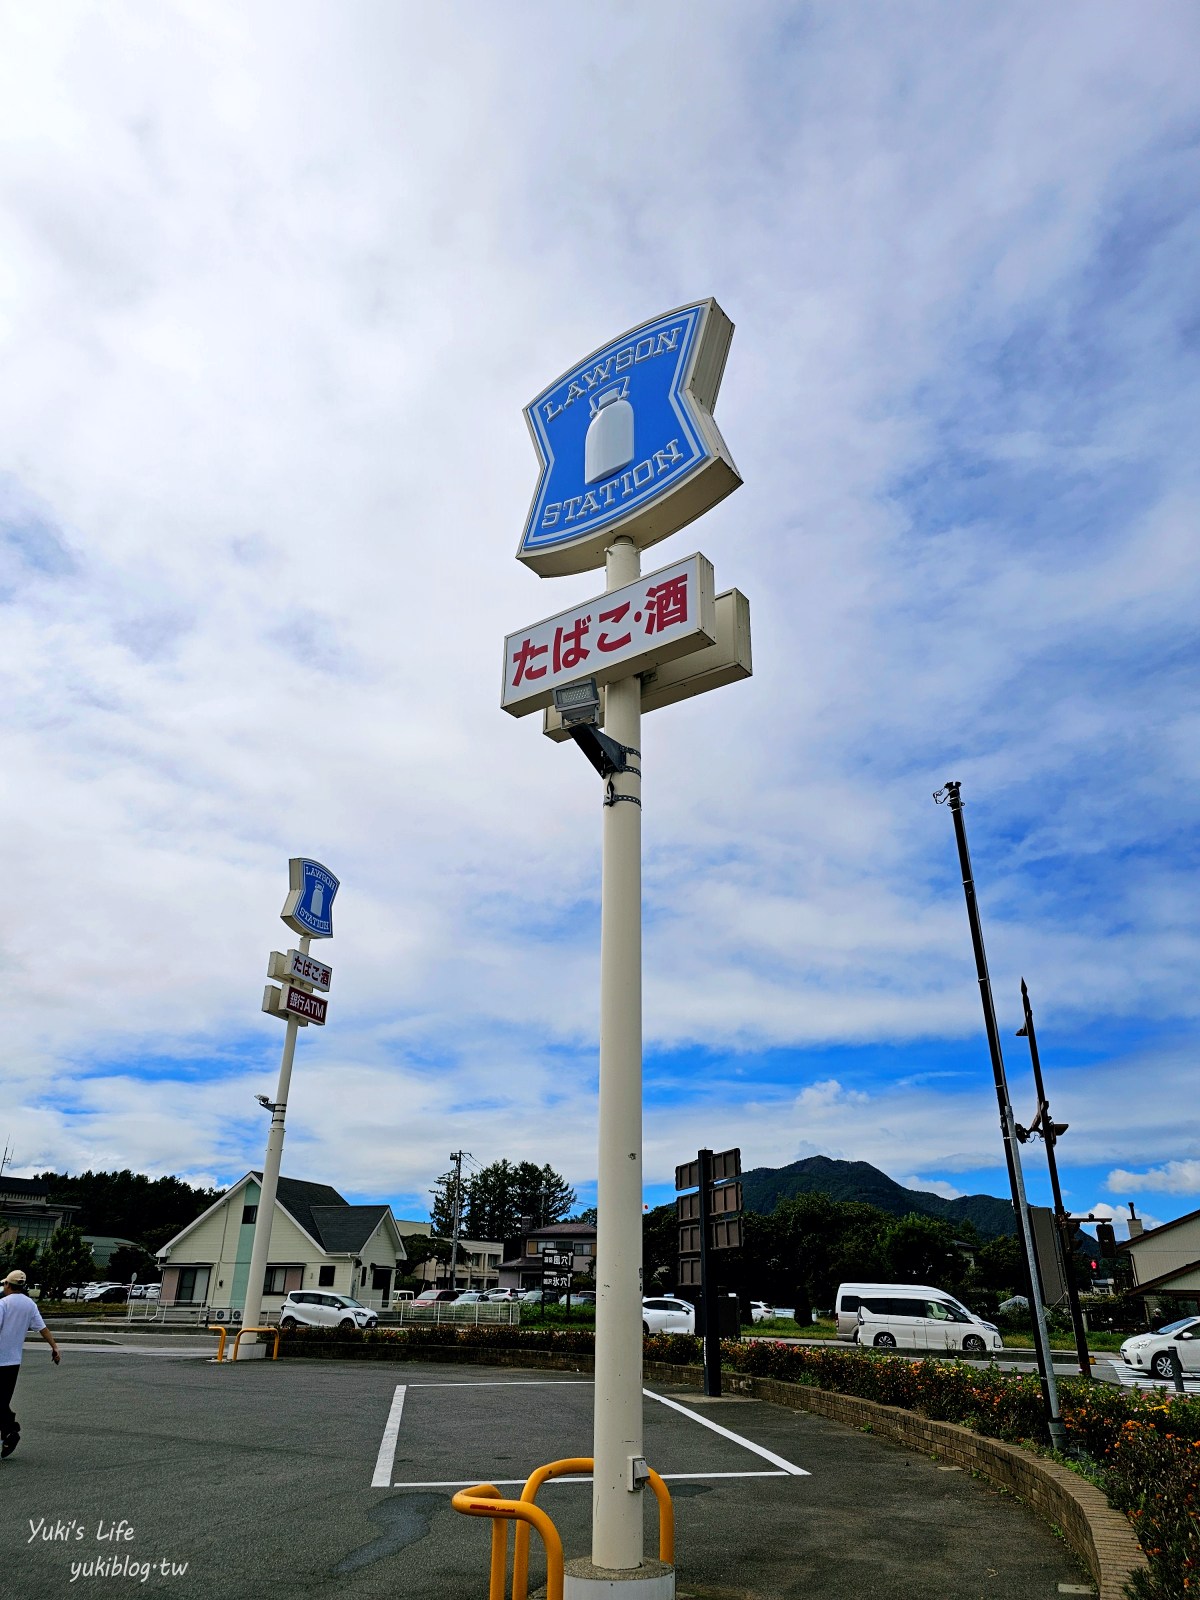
top-left (370, 1375), bottom-right (810, 1488)
top-left (645, 1389), bottom-right (811, 1476)
top-left (387, 1471), bottom-right (789, 1489)
top-left (371, 1385), bottom-right (408, 1488)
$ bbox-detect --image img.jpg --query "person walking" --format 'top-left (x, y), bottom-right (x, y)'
top-left (0, 1268), bottom-right (61, 1458)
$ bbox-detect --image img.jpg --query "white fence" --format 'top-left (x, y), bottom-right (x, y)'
top-left (392, 1300), bottom-right (521, 1327)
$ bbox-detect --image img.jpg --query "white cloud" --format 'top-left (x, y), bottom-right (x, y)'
top-left (902, 1177), bottom-right (965, 1201)
top-left (0, 4), bottom-right (1196, 1210)
top-left (1107, 1162), bottom-right (1200, 1197)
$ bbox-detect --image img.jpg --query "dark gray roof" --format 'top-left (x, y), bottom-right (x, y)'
top-left (309, 1205), bottom-right (390, 1254)
top-left (525, 1222), bottom-right (596, 1238)
top-left (251, 1173), bottom-right (346, 1244)
top-left (0, 1177), bottom-right (49, 1200)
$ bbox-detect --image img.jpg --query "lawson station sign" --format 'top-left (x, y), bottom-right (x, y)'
top-left (517, 299), bottom-right (741, 578)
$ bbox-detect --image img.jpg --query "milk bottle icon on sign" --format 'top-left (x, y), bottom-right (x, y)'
top-left (310, 883), bottom-right (325, 920)
top-left (584, 380), bottom-right (634, 484)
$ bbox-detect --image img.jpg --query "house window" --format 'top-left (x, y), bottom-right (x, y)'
top-left (371, 1267), bottom-right (392, 1291)
top-left (263, 1265), bottom-right (302, 1295)
top-left (576, 1243), bottom-right (592, 1256)
top-left (242, 1205), bottom-right (258, 1224)
top-left (175, 1267), bottom-right (211, 1305)
top-left (318, 1265), bottom-right (335, 1287)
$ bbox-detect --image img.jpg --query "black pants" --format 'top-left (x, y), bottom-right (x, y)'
top-left (0, 1365), bottom-right (19, 1436)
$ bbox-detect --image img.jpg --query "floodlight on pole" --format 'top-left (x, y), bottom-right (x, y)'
top-left (554, 677), bottom-right (640, 785)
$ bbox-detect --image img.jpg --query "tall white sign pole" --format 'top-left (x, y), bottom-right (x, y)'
top-left (241, 934), bottom-right (310, 1349)
top-left (592, 536), bottom-right (645, 1569)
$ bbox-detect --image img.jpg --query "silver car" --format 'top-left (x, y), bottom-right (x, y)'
top-left (278, 1291), bottom-right (378, 1331)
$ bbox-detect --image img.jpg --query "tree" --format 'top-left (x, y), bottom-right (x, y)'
top-left (878, 1213), bottom-right (964, 1289)
top-left (0, 1236), bottom-right (41, 1282)
top-left (454, 1160), bottom-right (576, 1243)
top-left (429, 1170), bottom-right (467, 1239)
top-left (108, 1244), bottom-right (158, 1285)
top-left (36, 1169), bottom-right (223, 1245)
top-left (33, 1226), bottom-right (95, 1298)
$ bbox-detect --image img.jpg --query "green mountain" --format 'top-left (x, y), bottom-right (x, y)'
top-left (739, 1155), bottom-right (1016, 1237)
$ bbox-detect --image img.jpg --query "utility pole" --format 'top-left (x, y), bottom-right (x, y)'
top-left (1016, 979), bottom-right (1092, 1379)
top-left (936, 782), bottom-right (1067, 1452)
top-left (448, 1150), bottom-right (468, 1292)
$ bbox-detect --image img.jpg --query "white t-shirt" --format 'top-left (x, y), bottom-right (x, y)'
top-left (0, 1292), bottom-right (46, 1366)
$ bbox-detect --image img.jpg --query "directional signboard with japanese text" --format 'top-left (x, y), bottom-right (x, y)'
top-left (517, 300), bottom-right (741, 577)
top-left (502, 554), bottom-right (716, 717)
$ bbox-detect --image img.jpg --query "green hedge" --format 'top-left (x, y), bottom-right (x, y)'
top-left (283, 1327), bottom-right (1197, 1598)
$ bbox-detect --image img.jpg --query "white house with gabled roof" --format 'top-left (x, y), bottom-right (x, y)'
top-left (155, 1171), bottom-right (407, 1316)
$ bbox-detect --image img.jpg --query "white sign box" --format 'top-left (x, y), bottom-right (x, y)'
top-left (268, 949), bottom-right (332, 993)
top-left (501, 553), bottom-right (716, 718)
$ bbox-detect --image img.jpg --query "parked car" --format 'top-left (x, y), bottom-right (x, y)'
top-left (454, 1291), bottom-right (487, 1303)
top-left (520, 1288), bottom-right (556, 1305)
top-left (414, 1289), bottom-right (459, 1303)
top-left (80, 1282), bottom-right (122, 1301)
top-left (482, 1288), bottom-right (520, 1302)
top-left (278, 1291), bottom-right (378, 1331)
top-left (1120, 1315), bottom-right (1200, 1381)
top-left (558, 1290), bottom-right (596, 1305)
top-left (856, 1294), bottom-right (1002, 1354)
top-left (749, 1301), bottom-right (774, 1323)
top-left (642, 1296), bottom-right (696, 1335)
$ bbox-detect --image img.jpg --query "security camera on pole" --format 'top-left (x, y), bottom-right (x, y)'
top-left (238, 858), bottom-right (338, 1358)
top-left (502, 301), bottom-right (752, 1595)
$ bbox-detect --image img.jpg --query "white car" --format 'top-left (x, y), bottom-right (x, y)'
top-left (278, 1291), bottom-right (378, 1331)
top-left (482, 1288), bottom-right (520, 1302)
top-left (642, 1296), bottom-right (696, 1335)
top-left (749, 1301), bottom-right (775, 1323)
top-left (1120, 1315), bottom-right (1200, 1381)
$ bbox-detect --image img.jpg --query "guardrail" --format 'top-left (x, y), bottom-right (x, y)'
top-left (451, 1483), bottom-right (564, 1600)
top-left (452, 1457), bottom-right (673, 1600)
top-left (513, 1458), bottom-right (672, 1599)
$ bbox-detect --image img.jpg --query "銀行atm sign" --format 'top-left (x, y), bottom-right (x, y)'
top-left (501, 553), bottom-right (716, 718)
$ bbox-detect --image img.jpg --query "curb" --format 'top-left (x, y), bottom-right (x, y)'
top-left (679, 1367), bottom-right (1147, 1600)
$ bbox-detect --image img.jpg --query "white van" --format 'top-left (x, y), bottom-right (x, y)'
top-left (837, 1282), bottom-right (1001, 1354)
top-left (838, 1280), bottom-right (998, 1344)
top-left (856, 1292), bottom-right (1002, 1354)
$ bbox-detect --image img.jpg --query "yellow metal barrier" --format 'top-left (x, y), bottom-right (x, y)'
top-left (511, 1457), bottom-right (673, 1600)
top-left (451, 1483), bottom-right (564, 1600)
top-left (206, 1326), bottom-right (228, 1362)
top-left (230, 1325), bottom-right (281, 1361)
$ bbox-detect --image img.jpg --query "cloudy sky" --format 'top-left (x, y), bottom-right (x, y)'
top-left (2, 2), bottom-right (1197, 1240)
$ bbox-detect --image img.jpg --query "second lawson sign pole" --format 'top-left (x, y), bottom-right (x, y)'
top-left (239, 858), bottom-right (338, 1356)
top-left (593, 535), bottom-right (645, 1568)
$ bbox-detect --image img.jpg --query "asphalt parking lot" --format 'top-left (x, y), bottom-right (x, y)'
top-left (1, 1343), bottom-right (1094, 1600)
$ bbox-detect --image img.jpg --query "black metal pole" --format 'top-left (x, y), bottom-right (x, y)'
top-left (1018, 979), bottom-right (1092, 1380)
top-left (698, 1148), bottom-right (721, 1397)
top-left (937, 782), bottom-right (1066, 1450)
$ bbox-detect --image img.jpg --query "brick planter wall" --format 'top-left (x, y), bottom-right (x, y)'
top-left (279, 1342), bottom-right (1146, 1599)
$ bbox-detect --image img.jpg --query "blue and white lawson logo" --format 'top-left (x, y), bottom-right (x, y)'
top-left (281, 858), bottom-right (339, 940)
top-left (517, 299), bottom-right (741, 578)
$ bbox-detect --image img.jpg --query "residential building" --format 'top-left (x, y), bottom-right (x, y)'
top-left (1120, 1206), bottom-right (1200, 1314)
top-left (497, 1220), bottom-right (597, 1292)
top-left (0, 1175), bottom-right (79, 1251)
top-left (155, 1172), bottom-right (407, 1315)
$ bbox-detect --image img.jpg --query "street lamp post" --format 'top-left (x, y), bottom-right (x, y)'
top-left (1016, 979), bottom-right (1092, 1380)
top-left (936, 782), bottom-right (1067, 1451)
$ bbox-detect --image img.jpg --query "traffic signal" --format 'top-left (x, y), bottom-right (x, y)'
top-left (1096, 1221), bottom-right (1116, 1258)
